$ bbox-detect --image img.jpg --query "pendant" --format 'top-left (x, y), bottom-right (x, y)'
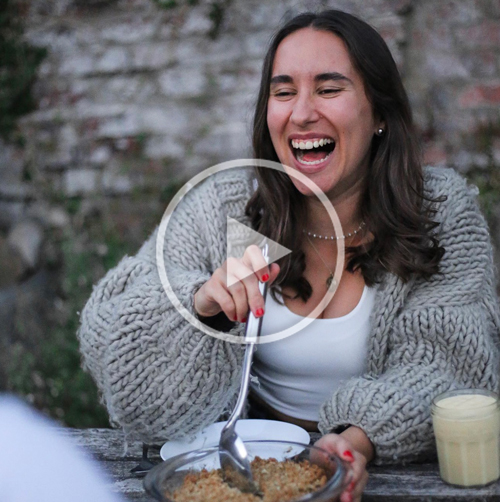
top-left (326, 274), bottom-right (337, 290)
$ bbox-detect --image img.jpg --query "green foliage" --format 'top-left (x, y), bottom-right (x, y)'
top-left (5, 223), bottom-right (133, 427)
top-left (9, 315), bottom-right (111, 427)
top-left (5, 209), bottom-right (142, 427)
top-left (0, 0), bottom-right (47, 140)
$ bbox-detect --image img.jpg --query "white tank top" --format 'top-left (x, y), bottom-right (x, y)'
top-left (250, 286), bottom-right (375, 422)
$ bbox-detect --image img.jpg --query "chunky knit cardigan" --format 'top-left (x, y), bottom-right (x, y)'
top-left (78, 166), bottom-right (500, 464)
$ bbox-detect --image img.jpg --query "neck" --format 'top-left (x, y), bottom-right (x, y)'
top-left (305, 182), bottom-right (364, 237)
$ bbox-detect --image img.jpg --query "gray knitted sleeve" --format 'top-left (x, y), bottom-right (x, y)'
top-left (77, 179), bottom-right (245, 443)
top-left (318, 168), bottom-right (500, 464)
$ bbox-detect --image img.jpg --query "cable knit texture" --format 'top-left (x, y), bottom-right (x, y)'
top-left (78, 166), bottom-right (499, 464)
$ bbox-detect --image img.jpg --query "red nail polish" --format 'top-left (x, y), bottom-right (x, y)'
top-left (343, 450), bottom-right (354, 461)
top-left (241, 317), bottom-right (247, 323)
top-left (348, 481), bottom-right (355, 491)
top-left (233, 316), bottom-right (238, 321)
top-left (261, 273), bottom-right (269, 282)
top-left (255, 308), bottom-right (264, 317)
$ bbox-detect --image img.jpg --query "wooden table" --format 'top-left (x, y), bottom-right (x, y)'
top-left (63, 428), bottom-right (500, 501)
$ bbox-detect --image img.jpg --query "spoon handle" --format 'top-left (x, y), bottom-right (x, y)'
top-left (225, 244), bottom-right (269, 429)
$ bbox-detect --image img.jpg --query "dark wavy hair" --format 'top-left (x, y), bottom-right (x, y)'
top-left (246, 9), bottom-right (445, 300)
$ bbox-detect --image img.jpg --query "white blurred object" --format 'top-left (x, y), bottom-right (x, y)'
top-left (0, 396), bottom-right (125, 502)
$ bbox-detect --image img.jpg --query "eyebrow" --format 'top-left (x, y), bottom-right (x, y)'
top-left (270, 72), bottom-right (353, 86)
top-left (315, 72), bottom-right (353, 84)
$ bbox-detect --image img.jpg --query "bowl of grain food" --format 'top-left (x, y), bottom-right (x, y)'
top-left (144, 440), bottom-right (350, 502)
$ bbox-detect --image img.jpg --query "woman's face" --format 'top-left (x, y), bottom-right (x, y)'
top-left (267, 28), bottom-right (382, 201)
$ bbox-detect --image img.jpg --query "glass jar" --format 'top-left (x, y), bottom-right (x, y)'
top-left (431, 388), bottom-right (500, 486)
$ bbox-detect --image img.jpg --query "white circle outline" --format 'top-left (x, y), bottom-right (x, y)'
top-left (156, 159), bottom-right (345, 344)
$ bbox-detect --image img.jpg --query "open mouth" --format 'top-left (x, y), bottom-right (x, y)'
top-left (290, 138), bottom-right (335, 166)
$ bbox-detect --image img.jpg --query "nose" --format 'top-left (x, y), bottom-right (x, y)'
top-left (290, 92), bottom-right (320, 127)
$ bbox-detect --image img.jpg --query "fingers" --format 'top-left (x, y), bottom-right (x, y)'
top-left (268, 263), bottom-right (280, 285)
top-left (242, 245), bottom-right (270, 282)
top-left (195, 245), bottom-right (280, 322)
top-left (314, 432), bottom-right (352, 457)
top-left (350, 469), bottom-right (368, 502)
top-left (228, 245), bottom-right (282, 321)
top-left (340, 449), bottom-right (367, 502)
top-left (340, 461), bottom-right (368, 502)
top-left (194, 269), bottom-right (231, 319)
top-left (314, 434), bottom-right (368, 502)
top-left (227, 254), bottom-right (275, 321)
top-left (226, 266), bottom-right (251, 322)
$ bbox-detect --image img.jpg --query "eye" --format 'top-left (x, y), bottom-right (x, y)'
top-left (270, 88), bottom-right (296, 99)
top-left (318, 87), bottom-right (342, 96)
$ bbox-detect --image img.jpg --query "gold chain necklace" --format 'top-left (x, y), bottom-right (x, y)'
top-left (305, 235), bottom-right (338, 291)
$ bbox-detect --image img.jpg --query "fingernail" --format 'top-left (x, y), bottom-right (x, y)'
top-left (241, 317), bottom-right (247, 323)
top-left (233, 316), bottom-right (238, 321)
top-left (343, 450), bottom-right (354, 461)
top-left (255, 308), bottom-right (264, 317)
top-left (261, 273), bottom-right (269, 282)
top-left (348, 481), bottom-right (355, 491)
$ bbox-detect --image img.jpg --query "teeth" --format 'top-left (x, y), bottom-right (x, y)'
top-left (291, 138), bottom-right (333, 150)
top-left (297, 151), bottom-right (333, 166)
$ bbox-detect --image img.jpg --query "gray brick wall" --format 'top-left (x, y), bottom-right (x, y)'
top-left (1, 0), bottom-right (499, 251)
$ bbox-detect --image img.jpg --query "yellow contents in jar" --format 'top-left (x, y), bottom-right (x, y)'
top-left (432, 393), bottom-right (500, 487)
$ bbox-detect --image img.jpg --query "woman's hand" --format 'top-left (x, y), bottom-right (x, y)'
top-left (194, 245), bottom-right (280, 322)
top-left (314, 431), bottom-right (370, 502)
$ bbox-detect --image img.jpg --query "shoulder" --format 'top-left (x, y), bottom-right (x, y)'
top-left (423, 166), bottom-right (468, 196)
top-left (422, 166), bottom-right (483, 225)
top-left (423, 165), bottom-right (477, 200)
top-left (406, 166), bottom-right (496, 306)
top-left (164, 167), bottom-right (255, 262)
top-left (169, 166), bottom-right (255, 222)
top-left (192, 166), bottom-right (255, 201)
top-left (423, 166), bottom-right (488, 248)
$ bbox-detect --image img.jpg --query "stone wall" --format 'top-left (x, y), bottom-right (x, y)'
top-left (2, 0), bottom-right (499, 234)
top-left (1, 0), bottom-right (499, 411)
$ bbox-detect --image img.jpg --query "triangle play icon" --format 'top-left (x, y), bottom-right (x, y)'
top-left (226, 217), bottom-right (292, 287)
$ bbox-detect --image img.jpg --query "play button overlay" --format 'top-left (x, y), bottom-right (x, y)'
top-left (156, 159), bottom-right (345, 344)
top-left (226, 217), bottom-right (292, 288)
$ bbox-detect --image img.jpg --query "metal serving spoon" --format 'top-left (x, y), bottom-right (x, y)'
top-left (218, 243), bottom-right (269, 494)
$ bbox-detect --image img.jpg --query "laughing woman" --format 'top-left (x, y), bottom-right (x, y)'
top-left (78, 10), bottom-right (499, 502)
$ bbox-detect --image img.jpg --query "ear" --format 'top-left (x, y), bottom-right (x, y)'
top-left (374, 113), bottom-right (385, 130)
